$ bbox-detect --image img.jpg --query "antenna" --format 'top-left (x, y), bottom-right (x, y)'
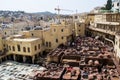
top-left (76, 10), bottom-right (78, 14)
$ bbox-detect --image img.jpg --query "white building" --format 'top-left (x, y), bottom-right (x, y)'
top-left (112, 0), bottom-right (120, 12)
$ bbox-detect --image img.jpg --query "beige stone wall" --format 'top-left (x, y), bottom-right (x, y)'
top-left (20, 23), bottom-right (73, 50)
top-left (86, 14), bottom-right (95, 25)
top-left (6, 38), bottom-right (42, 56)
top-left (20, 30), bottom-right (43, 38)
top-left (41, 23), bottom-right (73, 50)
top-left (0, 37), bottom-right (3, 51)
top-left (75, 22), bottom-right (85, 37)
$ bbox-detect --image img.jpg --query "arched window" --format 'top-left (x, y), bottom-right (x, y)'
top-left (46, 42), bottom-right (48, 47)
top-left (35, 46), bottom-right (37, 51)
top-left (17, 45), bottom-right (20, 51)
top-left (38, 44), bottom-right (40, 49)
top-left (117, 3), bottom-right (119, 6)
top-left (28, 47), bottom-right (30, 52)
top-left (23, 47), bottom-right (26, 52)
top-left (9, 46), bottom-right (11, 50)
top-left (12, 46), bottom-right (15, 51)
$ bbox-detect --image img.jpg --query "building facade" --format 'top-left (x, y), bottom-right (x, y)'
top-left (112, 0), bottom-right (120, 12)
top-left (5, 35), bottom-right (42, 63)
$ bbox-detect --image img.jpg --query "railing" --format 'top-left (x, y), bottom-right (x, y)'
top-left (88, 26), bottom-right (116, 35)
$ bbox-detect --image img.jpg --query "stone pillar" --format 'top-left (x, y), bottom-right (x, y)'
top-left (13, 55), bottom-right (16, 61)
top-left (23, 56), bottom-right (26, 63)
top-left (32, 56), bottom-right (35, 64)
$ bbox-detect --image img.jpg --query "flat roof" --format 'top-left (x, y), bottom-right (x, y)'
top-left (22, 31), bottom-right (29, 32)
top-left (13, 38), bottom-right (40, 42)
top-left (13, 34), bottom-right (23, 37)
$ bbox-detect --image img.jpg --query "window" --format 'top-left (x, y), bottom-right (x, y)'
top-left (61, 29), bottom-right (64, 32)
top-left (28, 47), bottom-right (30, 52)
top-left (46, 42), bottom-right (48, 47)
top-left (35, 46), bottom-right (37, 51)
top-left (3, 44), bottom-right (5, 47)
top-left (61, 36), bottom-right (64, 39)
top-left (9, 46), bottom-right (11, 50)
top-left (38, 44), bottom-right (40, 49)
top-left (56, 39), bottom-right (58, 43)
top-left (49, 42), bottom-right (51, 47)
top-left (23, 47), bottom-right (26, 52)
top-left (17, 45), bottom-right (21, 51)
top-left (31, 33), bottom-right (34, 36)
top-left (5, 32), bottom-right (6, 35)
top-left (117, 3), bottom-right (119, 6)
top-left (54, 29), bottom-right (56, 32)
top-left (12, 46), bottom-right (15, 51)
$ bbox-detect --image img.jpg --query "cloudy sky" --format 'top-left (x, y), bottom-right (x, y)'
top-left (0, 0), bottom-right (107, 14)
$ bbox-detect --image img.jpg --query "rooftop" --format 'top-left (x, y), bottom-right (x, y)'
top-left (13, 38), bottom-right (40, 42)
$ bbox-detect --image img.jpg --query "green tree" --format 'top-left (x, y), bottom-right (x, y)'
top-left (101, 7), bottom-right (106, 10)
top-left (106, 0), bottom-right (112, 10)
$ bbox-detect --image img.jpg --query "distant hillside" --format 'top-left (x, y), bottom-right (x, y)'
top-left (32, 11), bottom-right (56, 16)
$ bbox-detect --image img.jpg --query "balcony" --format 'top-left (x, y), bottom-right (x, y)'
top-left (88, 26), bottom-right (116, 35)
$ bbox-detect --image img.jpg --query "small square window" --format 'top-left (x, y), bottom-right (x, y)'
top-left (54, 29), bottom-right (56, 32)
top-left (32, 33), bottom-right (34, 36)
top-left (61, 37), bottom-right (64, 39)
top-left (61, 29), bottom-right (64, 32)
top-left (56, 39), bottom-right (58, 43)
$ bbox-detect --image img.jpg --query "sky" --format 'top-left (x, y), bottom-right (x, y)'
top-left (0, 0), bottom-right (107, 14)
